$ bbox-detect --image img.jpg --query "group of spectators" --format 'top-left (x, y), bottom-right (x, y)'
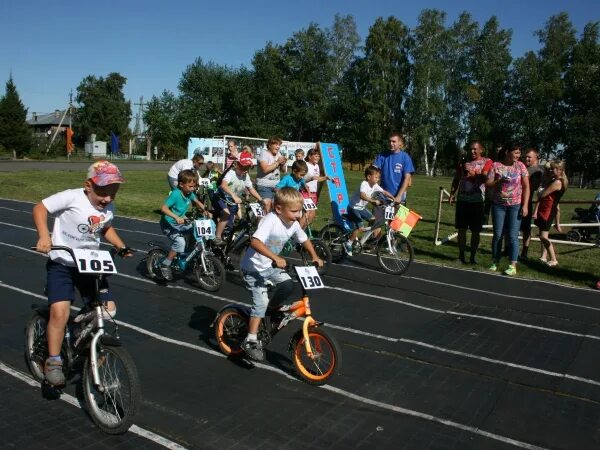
top-left (450, 142), bottom-right (568, 275)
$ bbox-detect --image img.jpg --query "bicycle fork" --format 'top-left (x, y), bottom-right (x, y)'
top-left (89, 305), bottom-right (107, 391)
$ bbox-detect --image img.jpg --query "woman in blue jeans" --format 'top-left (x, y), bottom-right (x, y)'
top-left (485, 144), bottom-right (530, 276)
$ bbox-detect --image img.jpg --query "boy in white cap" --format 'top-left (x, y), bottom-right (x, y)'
top-left (32, 160), bottom-right (133, 386)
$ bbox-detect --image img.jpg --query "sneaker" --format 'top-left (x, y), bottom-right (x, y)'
top-left (504, 265), bottom-right (517, 276)
top-left (488, 263), bottom-right (497, 272)
top-left (159, 264), bottom-right (173, 281)
top-left (241, 338), bottom-right (264, 362)
top-left (213, 237), bottom-right (226, 247)
top-left (343, 241), bottom-right (353, 257)
top-left (44, 358), bottom-right (65, 386)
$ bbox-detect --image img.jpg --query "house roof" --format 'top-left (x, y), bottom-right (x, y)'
top-left (27, 110), bottom-right (75, 126)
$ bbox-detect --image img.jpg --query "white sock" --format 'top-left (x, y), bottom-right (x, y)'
top-left (247, 333), bottom-right (257, 342)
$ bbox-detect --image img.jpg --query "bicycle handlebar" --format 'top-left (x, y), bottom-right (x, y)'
top-left (31, 245), bottom-right (134, 260)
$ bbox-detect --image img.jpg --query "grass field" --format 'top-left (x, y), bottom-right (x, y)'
top-left (1, 165), bottom-right (598, 289)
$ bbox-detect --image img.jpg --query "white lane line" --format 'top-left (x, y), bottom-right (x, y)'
top-left (0, 361), bottom-right (188, 450)
top-left (4, 278), bottom-right (599, 390)
top-left (3, 240), bottom-right (600, 345)
top-left (0, 289), bottom-right (546, 450)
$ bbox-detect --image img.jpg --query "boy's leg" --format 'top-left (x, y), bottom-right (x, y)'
top-left (241, 270), bottom-right (270, 361)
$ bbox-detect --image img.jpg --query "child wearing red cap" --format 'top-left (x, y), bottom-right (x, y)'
top-left (32, 160), bottom-right (133, 387)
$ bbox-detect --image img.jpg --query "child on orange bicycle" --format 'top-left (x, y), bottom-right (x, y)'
top-left (239, 187), bottom-right (323, 361)
top-left (344, 165), bottom-right (395, 256)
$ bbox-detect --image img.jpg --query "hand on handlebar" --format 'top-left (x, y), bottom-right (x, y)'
top-left (35, 237), bottom-right (52, 254)
top-left (312, 257), bottom-right (324, 268)
top-left (272, 256), bottom-right (287, 269)
top-left (116, 247), bottom-right (135, 258)
top-left (175, 216), bottom-right (186, 225)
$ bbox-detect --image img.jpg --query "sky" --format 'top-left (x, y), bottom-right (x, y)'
top-left (1, 0), bottom-right (599, 121)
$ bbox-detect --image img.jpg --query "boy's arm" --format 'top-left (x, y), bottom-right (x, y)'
top-left (247, 186), bottom-right (263, 202)
top-left (161, 204), bottom-right (185, 224)
top-left (300, 239), bottom-right (324, 268)
top-left (102, 226), bottom-right (133, 257)
top-left (192, 199), bottom-right (206, 211)
top-left (219, 179), bottom-right (242, 204)
top-left (250, 237), bottom-right (287, 268)
top-left (33, 202), bottom-right (52, 253)
top-left (359, 191), bottom-right (381, 206)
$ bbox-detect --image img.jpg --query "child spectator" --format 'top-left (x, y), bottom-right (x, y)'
top-left (256, 136), bottom-right (287, 214)
top-left (294, 149), bottom-right (305, 161)
top-left (159, 169), bottom-right (207, 280)
top-left (32, 161), bottom-right (133, 386)
top-left (344, 166), bottom-right (395, 256)
top-left (239, 187), bottom-right (323, 361)
top-left (213, 151), bottom-right (263, 246)
top-left (533, 160), bottom-right (568, 267)
top-left (202, 161), bottom-right (221, 210)
top-left (303, 148), bottom-right (330, 226)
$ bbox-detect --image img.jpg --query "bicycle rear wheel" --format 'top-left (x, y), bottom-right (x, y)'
top-left (319, 224), bottom-right (346, 263)
top-left (214, 307), bottom-right (248, 355)
top-left (193, 254), bottom-right (225, 291)
top-left (83, 346), bottom-right (140, 434)
top-left (24, 311), bottom-right (49, 383)
top-left (291, 326), bottom-right (342, 385)
top-left (299, 239), bottom-right (332, 276)
top-left (377, 232), bottom-right (414, 275)
top-left (146, 248), bottom-right (167, 280)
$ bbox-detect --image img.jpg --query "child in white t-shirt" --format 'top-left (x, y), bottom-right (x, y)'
top-left (32, 161), bottom-right (133, 387)
top-left (344, 165), bottom-right (395, 256)
top-left (239, 187), bottom-right (323, 361)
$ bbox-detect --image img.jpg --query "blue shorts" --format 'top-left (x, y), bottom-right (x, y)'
top-left (256, 185), bottom-right (276, 200)
top-left (46, 260), bottom-right (112, 306)
top-left (160, 220), bottom-right (193, 253)
top-left (214, 198), bottom-right (239, 227)
top-left (241, 267), bottom-right (292, 318)
top-left (348, 207), bottom-right (373, 229)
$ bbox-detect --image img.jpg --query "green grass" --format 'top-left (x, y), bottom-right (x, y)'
top-left (1, 167), bottom-right (598, 289)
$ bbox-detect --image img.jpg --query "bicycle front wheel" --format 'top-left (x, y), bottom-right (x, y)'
top-left (291, 326), bottom-right (342, 385)
top-left (319, 224), bottom-right (345, 263)
top-left (299, 239), bottom-right (332, 276)
top-left (83, 346), bottom-right (140, 434)
top-left (376, 232), bottom-right (414, 275)
top-left (193, 254), bottom-right (225, 291)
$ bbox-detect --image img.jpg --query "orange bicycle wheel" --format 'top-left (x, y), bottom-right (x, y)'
top-left (291, 327), bottom-right (342, 385)
top-left (215, 308), bottom-right (247, 355)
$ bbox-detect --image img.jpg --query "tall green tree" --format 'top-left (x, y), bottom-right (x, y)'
top-left (535, 13), bottom-right (577, 156)
top-left (359, 16), bottom-right (411, 157)
top-left (144, 90), bottom-right (185, 157)
top-left (0, 76), bottom-right (31, 157)
top-left (75, 72), bottom-right (131, 144)
top-left (406, 9), bottom-right (449, 175)
top-left (564, 22), bottom-right (600, 184)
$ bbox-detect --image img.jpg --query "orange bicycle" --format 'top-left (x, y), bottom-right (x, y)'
top-left (212, 263), bottom-right (341, 385)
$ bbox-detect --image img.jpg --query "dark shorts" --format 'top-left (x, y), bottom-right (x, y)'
top-left (534, 213), bottom-right (557, 232)
top-left (46, 259), bottom-right (112, 306)
top-left (520, 202), bottom-right (534, 232)
top-left (348, 207), bottom-right (373, 229)
top-left (455, 201), bottom-right (485, 232)
top-left (214, 198), bottom-right (239, 226)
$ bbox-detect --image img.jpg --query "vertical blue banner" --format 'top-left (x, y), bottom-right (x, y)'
top-left (318, 142), bottom-right (351, 230)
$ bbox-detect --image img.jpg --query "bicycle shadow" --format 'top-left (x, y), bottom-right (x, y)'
top-left (188, 305), bottom-right (218, 349)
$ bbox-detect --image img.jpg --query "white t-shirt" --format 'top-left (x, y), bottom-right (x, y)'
top-left (240, 212), bottom-right (307, 272)
top-left (42, 189), bottom-right (115, 267)
top-left (305, 161), bottom-right (320, 193)
top-left (221, 169), bottom-right (253, 197)
top-left (168, 159), bottom-right (194, 179)
top-left (256, 151), bottom-right (285, 188)
top-left (349, 181), bottom-right (384, 210)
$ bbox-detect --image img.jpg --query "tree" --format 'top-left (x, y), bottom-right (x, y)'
top-left (406, 9), bottom-right (449, 176)
top-left (564, 22), bottom-right (600, 184)
top-left (0, 76), bottom-right (31, 158)
top-left (144, 90), bottom-right (185, 158)
top-left (75, 73), bottom-right (131, 144)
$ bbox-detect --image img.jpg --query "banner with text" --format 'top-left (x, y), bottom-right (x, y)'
top-left (319, 142), bottom-right (351, 231)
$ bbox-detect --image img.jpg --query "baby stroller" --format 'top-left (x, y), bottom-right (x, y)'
top-left (566, 195), bottom-right (600, 243)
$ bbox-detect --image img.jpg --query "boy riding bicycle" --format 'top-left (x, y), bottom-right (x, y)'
top-left (239, 187), bottom-right (323, 361)
top-left (159, 169), bottom-right (207, 281)
top-left (344, 165), bottom-right (395, 256)
top-left (32, 161), bottom-right (133, 387)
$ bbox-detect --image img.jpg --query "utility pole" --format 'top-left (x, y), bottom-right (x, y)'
top-left (132, 96), bottom-right (147, 158)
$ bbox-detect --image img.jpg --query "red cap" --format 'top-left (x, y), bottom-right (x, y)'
top-left (238, 151), bottom-right (253, 167)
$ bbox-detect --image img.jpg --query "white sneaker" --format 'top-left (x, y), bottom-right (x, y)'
top-left (343, 241), bottom-right (353, 256)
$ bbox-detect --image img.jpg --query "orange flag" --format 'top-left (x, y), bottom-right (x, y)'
top-left (66, 127), bottom-right (74, 153)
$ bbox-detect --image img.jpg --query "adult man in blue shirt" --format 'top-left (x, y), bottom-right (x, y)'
top-left (373, 132), bottom-right (415, 205)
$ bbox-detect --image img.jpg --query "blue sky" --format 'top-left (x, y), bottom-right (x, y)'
top-left (1, 0), bottom-right (598, 118)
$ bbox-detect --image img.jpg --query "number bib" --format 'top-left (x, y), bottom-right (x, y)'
top-left (384, 205), bottom-right (395, 220)
top-left (72, 249), bottom-right (117, 274)
top-left (249, 203), bottom-right (264, 218)
top-left (194, 219), bottom-right (215, 237)
top-left (198, 178), bottom-right (211, 187)
top-left (303, 198), bottom-right (317, 211)
top-left (294, 265), bottom-right (324, 290)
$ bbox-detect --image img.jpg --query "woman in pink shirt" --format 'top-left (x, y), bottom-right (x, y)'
top-left (485, 144), bottom-right (530, 276)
